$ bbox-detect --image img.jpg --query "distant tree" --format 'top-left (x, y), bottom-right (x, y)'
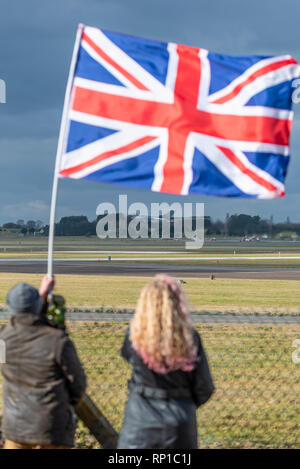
top-left (204, 216), bottom-right (213, 234)
top-left (60, 216), bottom-right (88, 225)
top-left (228, 214), bottom-right (268, 236)
top-left (211, 219), bottom-right (225, 235)
top-left (35, 220), bottom-right (44, 229)
top-left (3, 223), bottom-right (20, 229)
top-left (55, 216), bottom-right (95, 236)
top-left (26, 220), bottom-right (36, 230)
top-left (43, 225), bottom-right (49, 236)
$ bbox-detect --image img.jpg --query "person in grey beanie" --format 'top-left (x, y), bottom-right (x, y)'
top-left (6, 282), bottom-right (43, 315)
top-left (0, 275), bottom-right (87, 450)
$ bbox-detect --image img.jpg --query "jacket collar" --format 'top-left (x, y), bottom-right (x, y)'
top-left (10, 313), bottom-right (43, 327)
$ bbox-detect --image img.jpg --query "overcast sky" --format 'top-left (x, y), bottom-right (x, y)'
top-left (0, 0), bottom-right (300, 224)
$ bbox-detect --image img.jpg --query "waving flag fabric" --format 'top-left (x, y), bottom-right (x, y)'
top-left (58, 25), bottom-right (300, 198)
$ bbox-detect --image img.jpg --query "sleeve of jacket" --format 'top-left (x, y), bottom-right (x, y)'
top-left (191, 330), bottom-right (215, 408)
top-left (56, 335), bottom-right (87, 406)
top-left (0, 325), bottom-right (5, 363)
top-left (120, 328), bottom-right (131, 362)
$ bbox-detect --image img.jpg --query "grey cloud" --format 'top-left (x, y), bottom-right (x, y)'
top-left (0, 0), bottom-right (300, 224)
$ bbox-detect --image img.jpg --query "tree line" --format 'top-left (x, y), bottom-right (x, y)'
top-left (1, 214), bottom-right (299, 238)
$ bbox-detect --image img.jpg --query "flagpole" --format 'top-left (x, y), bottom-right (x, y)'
top-left (47, 23), bottom-right (84, 278)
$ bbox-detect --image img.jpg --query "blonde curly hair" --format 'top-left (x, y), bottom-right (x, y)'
top-left (130, 274), bottom-right (197, 374)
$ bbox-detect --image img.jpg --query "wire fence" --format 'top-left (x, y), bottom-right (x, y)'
top-left (0, 315), bottom-right (300, 449)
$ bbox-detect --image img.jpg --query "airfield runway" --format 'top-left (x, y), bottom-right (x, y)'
top-left (1, 259), bottom-right (300, 279)
top-left (0, 311), bottom-right (299, 324)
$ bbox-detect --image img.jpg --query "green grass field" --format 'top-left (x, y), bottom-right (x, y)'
top-left (1, 250), bottom-right (300, 263)
top-left (68, 322), bottom-right (300, 449)
top-left (2, 234), bottom-right (300, 271)
top-left (2, 232), bottom-right (300, 253)
top-left (0, 273), bottom-right (300, 313)
top-left (2, 322), bottom-right (298, 448)
top-left (0, 236), bottom-right (299, 448)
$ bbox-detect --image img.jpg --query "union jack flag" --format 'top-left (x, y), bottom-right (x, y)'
top-left (58, 25), bottom-right (300, 198)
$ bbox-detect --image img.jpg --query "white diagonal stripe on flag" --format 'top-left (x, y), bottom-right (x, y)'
top-left (193, 134), bottom-right (284, 197)
top-left (221, 64), bottom-right (300, 106)
top-left (84, 26), bottom-right (172, 99)
top-left (208, 55), bottom-right (295, 103)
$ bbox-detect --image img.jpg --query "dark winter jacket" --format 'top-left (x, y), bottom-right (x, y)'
top-left (118, 328), bottom-right (214, 449)
top-left (0, 314), bottom-right (86, 447)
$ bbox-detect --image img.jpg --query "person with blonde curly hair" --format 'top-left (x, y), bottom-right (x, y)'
top-left (118, 274), bottom-right (214, 449)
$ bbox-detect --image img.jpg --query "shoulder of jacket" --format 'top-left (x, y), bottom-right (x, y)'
top-left (39, 324), bottom-right (69, 344)
top-left (52, 329), bottom-right (72, 363)
top-left (0, 322), bottom-right (16, 338)
top-left (0, 323), bottom-right (8, 337)
top-left (192, 328), bottom-right (202, 349)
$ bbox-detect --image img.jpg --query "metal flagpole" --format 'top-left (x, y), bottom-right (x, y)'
top-left (47, 23), bottom-right (84, 278)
